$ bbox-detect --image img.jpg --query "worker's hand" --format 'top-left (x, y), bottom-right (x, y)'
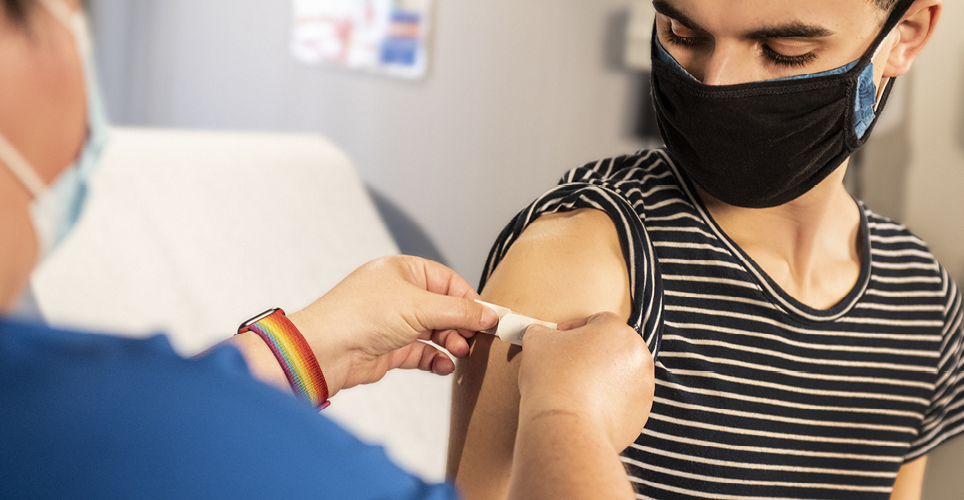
top-left (288, 256), bottom-right (498, 397)
top-left (517, 313), bottom-right (655, 452)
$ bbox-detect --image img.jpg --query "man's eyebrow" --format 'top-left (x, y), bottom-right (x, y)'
top-left (652, 0), bottom-right (707, 33)
top-left (745, 22), bottom-right (835, 39)
top-left (652, 0), bottom-right (834, 40)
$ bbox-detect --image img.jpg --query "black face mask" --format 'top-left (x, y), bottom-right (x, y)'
top-left (650, 0), bottom-right (915, 209)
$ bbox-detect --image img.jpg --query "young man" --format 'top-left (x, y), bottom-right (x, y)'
top-left (449, 0), bottom-right (961, 499)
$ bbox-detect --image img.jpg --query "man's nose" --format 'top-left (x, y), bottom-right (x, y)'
top-left (698, 42), bottom-right (756, 86)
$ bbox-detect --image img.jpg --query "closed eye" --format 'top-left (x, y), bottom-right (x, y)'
top-left (761, 44), bottom-right (818, 68)
top-left (662, 25), bottom-right (710, 48)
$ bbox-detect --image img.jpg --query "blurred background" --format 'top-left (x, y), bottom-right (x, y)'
top-left (85, 0), bottom-right (964, 288)
top-left (86, 0), bottom-right (656, 282)
top-left (43, 0), bottom-right (964, 496)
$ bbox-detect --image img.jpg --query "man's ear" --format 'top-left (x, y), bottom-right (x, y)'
top-left (883, 0), bottom-right (942, 78)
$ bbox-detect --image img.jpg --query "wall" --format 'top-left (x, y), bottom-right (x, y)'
top-left (903, 3), bottom-right (964, 286)
top-left (87, 0), bottom-right (650, 284)
top-left (902, 3), bottom-right (964, 498)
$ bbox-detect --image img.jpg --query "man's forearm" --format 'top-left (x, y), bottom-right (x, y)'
top-left (509, 409), bottom-right (635, 500)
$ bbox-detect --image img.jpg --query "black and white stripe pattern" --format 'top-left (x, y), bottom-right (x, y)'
top-left (480, 149), bottom-right (964, 499)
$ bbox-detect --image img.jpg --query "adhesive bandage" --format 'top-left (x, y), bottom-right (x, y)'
top-left (475, 300), bottom-right (557, 346)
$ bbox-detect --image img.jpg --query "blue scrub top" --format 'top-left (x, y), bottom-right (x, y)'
top-left (0, 319), bottom-right (458, 500)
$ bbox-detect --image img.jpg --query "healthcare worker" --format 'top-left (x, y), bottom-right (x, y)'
top-left (0, 1), bottom-right (656, 499)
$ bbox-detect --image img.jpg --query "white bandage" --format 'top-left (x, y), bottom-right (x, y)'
top-left (475, 300), bottom-right (557, 346)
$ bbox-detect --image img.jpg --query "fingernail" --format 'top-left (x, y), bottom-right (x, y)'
top-left (481, 306), bottom-right (499, 328)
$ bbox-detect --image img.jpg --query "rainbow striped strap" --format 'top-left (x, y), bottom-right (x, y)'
top-left (238, 308), bottom-right (330, 410)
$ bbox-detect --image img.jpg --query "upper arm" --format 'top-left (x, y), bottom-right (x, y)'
top-left (447, 209), bottom-right (632, 500)
top-left (890, 456), bottom-right (928, 500)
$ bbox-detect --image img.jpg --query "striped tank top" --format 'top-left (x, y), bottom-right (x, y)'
top-left (480, 149), bottom-right (964, 499)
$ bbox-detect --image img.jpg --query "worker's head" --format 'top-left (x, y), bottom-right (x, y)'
top-left (0, 0), bottom-right (104, 310)
top-left (650, 0), bottom-right (942, 209)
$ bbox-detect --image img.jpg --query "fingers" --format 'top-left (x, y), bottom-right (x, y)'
top-left (555, 311), bottom-right (623, 332)
top-left (412, 257), bottom-right (481, 300)
top-left (524, 312), bottom-right (644, 355)
top-left (415, 293), bottom-right (499, 335)
top-left (431, 352), bottom-right (456, 375)
top-left (519, 323), bottom-right (557, 349)
top-left (429, 329), bottom-right (472, 358)
top-left (325, 257), bottom-right (489, 387)
top-left (390, 340), bottom-right (457, 375)
top-left (391, 256), bottom-right (498, 342)
top-left (555, 316), bottom-right (592, 331)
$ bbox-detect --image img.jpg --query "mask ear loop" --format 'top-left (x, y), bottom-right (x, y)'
top-left (0, 135), bottom-right (46, 198)
top-left (38, 0), bottom-right (92, 54)
top-left (852, 0), bottom-right (913, 130)
top-left (869, 28), bottom-right (902, 107)
top-left (856, 0), bottom-right (915, 70)
top-left (37, 0), bottom-right (73, 31)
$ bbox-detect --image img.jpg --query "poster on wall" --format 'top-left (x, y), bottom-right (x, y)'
top-left (292, 0), bottom-right (434, 79)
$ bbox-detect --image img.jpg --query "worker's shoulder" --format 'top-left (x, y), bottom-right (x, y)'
top-left (0, 321), bottom-right (453, 500)
top-left (0, 319), bottom-right (187, 373)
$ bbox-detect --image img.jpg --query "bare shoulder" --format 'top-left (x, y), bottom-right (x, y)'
top-left (484, 208), bottom-right (632, 322)
top-left (448, 208), bottom-right (632, 499)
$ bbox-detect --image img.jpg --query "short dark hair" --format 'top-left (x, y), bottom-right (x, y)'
top-left (873, 0), bottom-right (901, 13)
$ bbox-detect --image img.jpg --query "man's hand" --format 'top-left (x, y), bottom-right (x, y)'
top-left (448, 209), bottom-right (635, 500)
top-left (518, 312), bottom-right (655, 452)
top-left (228, 256), bottom-right (498, 398)
top-left (288, 256), bottom-right (498, 397)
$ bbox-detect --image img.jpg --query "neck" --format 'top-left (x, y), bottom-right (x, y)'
top-left (698, 162), bottom-right (864, 310)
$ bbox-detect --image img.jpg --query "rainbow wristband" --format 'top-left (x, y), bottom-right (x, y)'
top-left (238, 308), bottom-right (330, 410)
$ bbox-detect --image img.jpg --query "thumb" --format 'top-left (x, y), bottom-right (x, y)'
top-left (415, 294), bottom-right (499, 333)
top-left (520, 323), bottom-right (556, 347)
top-left (557, 311), bottom-right (617, 332)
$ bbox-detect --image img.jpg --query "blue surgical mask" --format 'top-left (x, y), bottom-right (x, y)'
top-left (0, 0), bottom-right (109, 260)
